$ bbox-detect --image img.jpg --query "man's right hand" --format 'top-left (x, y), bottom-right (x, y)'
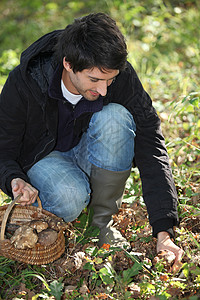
top-left (11, 178), bottom-right (38, 206)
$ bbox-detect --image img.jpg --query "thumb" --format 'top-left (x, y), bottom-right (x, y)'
top-left (12, 182), bottom-right (19, 192)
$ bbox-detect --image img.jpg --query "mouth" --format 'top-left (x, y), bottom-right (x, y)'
top-left (89, 91), bottom-right (99, 96)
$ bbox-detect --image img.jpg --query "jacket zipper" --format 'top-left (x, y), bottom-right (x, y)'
top-left (72, 105), bottom-right (76, 126)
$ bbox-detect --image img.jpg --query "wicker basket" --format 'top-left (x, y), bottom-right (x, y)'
top-left (0, 195), bottom-right (66, 265)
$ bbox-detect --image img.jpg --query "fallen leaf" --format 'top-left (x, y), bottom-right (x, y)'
top-left (65, 285), bottom-right (77, 293)
top-left (101, 243), bottom-right (110, 250)
top-left (74, 251), bottom-right (86, 269)
top-left (79, 282), bottom-right (89, 294)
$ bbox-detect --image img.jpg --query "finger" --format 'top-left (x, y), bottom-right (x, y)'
top-left (19, 189), bottom-right (32, 203)
top-left (27, 188), bottom-right (38, 204)
top-left (12, 182), bottom-right (19, 192)
top-left (21, 187), bottom-right (38, 205)
top-left (27, 193), bottom-right (37, 205)
top-left (174, 248), bottom-right (184, 265)
top-left (13, 191), bottom-right (23, 201)
top-left (18, 193), bottom-right (37, 206)
top-left (171, 249), bottom-right (184, 273)
top-left (176, 248), bottom-right (184, 261)
top-left (31, 191), bottom-right (38, 204)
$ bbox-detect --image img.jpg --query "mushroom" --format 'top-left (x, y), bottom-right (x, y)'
top-left (37, 229), bottom-right (58, 246)
top-left (29, 220), bottom-right (48, 233)
top-left (47, 217), bottom-right (67, 232)
top-left (10, 225), bottom-right (38, 249)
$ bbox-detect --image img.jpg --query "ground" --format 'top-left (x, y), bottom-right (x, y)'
top-left (1, 188), bottom-right (199, 299)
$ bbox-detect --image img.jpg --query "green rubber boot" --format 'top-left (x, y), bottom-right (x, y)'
top-left (90, 165), bottom-right (131, 249)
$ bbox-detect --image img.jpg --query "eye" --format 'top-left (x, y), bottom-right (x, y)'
top-left (90, 79), bottom-right (99, 82)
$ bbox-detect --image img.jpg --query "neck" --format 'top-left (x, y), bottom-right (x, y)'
top-left (62, 68), bottom-right (79, 95)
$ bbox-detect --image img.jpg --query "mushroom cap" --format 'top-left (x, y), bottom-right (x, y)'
top-left (37, 229), bottom-right (58, 246)
top-left (10, 225), bottom-right (38, 249)
top-left (29, 220), bottom-right (48, 232)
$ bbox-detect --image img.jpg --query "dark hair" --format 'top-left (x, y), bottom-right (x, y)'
top-left (55, 13), bottom-right (127, 72)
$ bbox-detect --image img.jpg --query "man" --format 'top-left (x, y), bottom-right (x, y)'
top-left (0, 13), bottom-right (183, 267)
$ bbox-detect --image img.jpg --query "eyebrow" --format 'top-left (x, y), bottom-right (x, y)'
top-left (88, 75), bottom-right (118, 81)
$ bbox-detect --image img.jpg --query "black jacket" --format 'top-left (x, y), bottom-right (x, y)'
top-left (0, 30), bottom-right (179, 235)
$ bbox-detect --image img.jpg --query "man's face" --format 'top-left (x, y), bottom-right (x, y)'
top-left (62, 61), bottom-right (119, 101)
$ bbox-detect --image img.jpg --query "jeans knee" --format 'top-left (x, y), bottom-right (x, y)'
top-left (88, 103), bottom-right (136, 171)
top-left (60, 185), bottom-right (90, 222)
top-left (90, 103), bottom-right (136, 141)
top-left (38, 184), bottom-right (90, 222)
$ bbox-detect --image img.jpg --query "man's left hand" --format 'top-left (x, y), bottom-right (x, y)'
top-left (157, 231), bottom-right (184, 273)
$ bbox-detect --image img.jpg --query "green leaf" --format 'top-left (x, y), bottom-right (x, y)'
top-left (74, 213), bottom-right (88, 229)
top-left (187, 296), bottom-right (200, 300)
top-left (24, 273), bottom-right (50, 291)
top-left (191, 266), bottom-right (200, 276)
top-left (84, 225), bottom-right (100, 238)
top-left (99, 265), bottom-right (115, 285)
top-left (49, 280), bottom-right (64, 300)
top-left (123, 262), bottom-right (143, 283)
top-left (189, 97), bottom-right (199, 108)
top-left (183, 266), bottom-right (190, 278)
top-left (99, 266), bottom-right (111, 276)
top-left (91, 272), bottom-right (99, 280)
top-left (94, 257), bottom-right (103, 264)
top-left (140, 282), bottom-right (156, 292)
top-left (188, 232), bottom-right (200, 249)
top-left (99, 274), bottom-right (114, 285)
top-left (170, 281), bottom-right (187, 289)
top-left (0, 267), bottom-right (12, 277)
top-left (83, 262), bottom-right (96, 272)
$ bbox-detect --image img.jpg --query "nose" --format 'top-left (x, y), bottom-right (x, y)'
top-left (96, 81), bottom-right (108, 96)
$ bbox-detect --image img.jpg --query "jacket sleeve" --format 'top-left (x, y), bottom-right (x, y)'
top-left (112, 63), bottom-right (179, 236)
top-left (133, 99), bottom-right (179, 235)
top-left (0, 67), bottom-right (29, 196)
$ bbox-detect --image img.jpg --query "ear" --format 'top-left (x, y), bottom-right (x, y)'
top-left (63, 58), bottom-right (72, 72)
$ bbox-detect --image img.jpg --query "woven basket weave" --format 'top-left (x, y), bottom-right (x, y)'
top-left (0, 195), bottom-right (66, 265)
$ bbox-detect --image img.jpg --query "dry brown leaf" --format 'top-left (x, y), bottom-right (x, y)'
top-left (79, 281), bottom-right (89, 294)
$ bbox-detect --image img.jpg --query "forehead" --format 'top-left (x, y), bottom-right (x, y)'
top-left (83, 67), bottom-right (119, 79)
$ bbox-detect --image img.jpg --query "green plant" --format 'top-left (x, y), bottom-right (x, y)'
top-left (0, 0), bottom-right (199, 299)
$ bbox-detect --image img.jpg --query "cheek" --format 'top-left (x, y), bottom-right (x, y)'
top-left (83, 81), bottom-right (97, 91)
top-left (77, 77), bottom-right (89, 88)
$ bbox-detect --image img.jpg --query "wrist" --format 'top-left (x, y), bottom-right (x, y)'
top-left (157, 231), bottom-right (170, 241)
top-left (152, 218), bottom-right (175, 238)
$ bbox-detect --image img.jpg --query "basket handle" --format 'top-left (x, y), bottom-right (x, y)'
top-left (0, 194), bottom-right (42, 241)
top-left (37, 197), bottom-right (42, 209)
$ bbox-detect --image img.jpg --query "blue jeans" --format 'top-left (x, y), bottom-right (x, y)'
top-left (27, 103), bottom-right (136, 221)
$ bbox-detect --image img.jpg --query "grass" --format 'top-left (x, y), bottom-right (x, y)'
top-left (0, 0), bottom-right (199, 299)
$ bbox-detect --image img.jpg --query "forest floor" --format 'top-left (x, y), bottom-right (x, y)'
top-left (0, 183), bottom-right (199, 300)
